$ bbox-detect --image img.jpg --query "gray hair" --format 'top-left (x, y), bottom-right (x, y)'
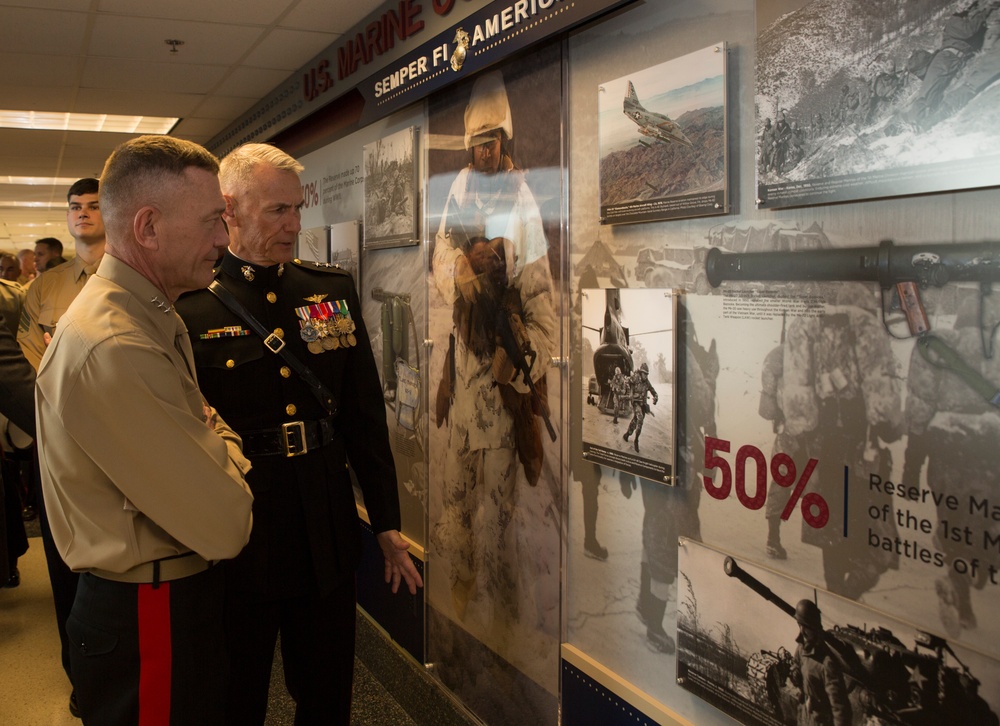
top-left (219, 143), bottom-right (304, 198)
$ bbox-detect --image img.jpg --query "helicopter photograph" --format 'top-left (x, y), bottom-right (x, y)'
top-left (581, 287), bottom-right (676, 483)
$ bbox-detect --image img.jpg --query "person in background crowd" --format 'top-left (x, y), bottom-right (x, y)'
top-left (0, 280), bottom-right (31, 589)
top-left (16, 249), bottom-right (36, 285)
top-left (33, 237), bottom-right (64, 274)
top-left (36, 135), bottom-right (254, 725)
top-left (17, 178), bottom-right (107, 718)
top-left (177, 142), bottom-right (421, 725)
top-left (0, 253), bottom-right (20, 283)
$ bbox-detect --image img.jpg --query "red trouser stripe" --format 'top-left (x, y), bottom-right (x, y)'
top-left (137, 582), bottom-right (172, 726)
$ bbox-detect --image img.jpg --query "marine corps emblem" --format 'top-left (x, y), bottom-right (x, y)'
top-left (451, 28), bottom-right (469, 72)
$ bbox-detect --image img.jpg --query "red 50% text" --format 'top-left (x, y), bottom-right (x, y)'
top-left (703, 437), bottom-right (829, 529)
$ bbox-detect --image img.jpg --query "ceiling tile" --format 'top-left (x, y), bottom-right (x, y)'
top-left (218, 67), bottom-right (296, 99)
top-left (67, 89), bottom-right (206, 118)
top-left (243, 28), bottom-right (340, 71)
top-left (95, 0), bottom-right (295, 27)
top-left (170, 117), bottom-right (230, 142)
top-left (82, 57), bottom-right (228, 94)
top-left (0, 7), bottom-right (89, 54)
top-left (281, 0), bottom-right (383, 34)
top-left (190, 95), bottom-right (258, 120)
top-left (89, 15), bottom-right (264, 66)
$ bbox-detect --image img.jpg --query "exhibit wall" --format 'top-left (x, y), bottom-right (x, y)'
top-left (564, 0), bottom-right (1000, 724)
top-left (285, 0), bottom-right (1000, 723)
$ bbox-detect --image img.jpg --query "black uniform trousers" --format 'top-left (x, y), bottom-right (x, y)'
top-left (225, 574), bottom-right (357, 725)
top-left (67, 566), bottom-right (228, 726)
top-left (33, 448), bottom-right (79, 682)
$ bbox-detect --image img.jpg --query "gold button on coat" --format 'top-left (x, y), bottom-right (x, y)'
top-left (266, 292), bottom-right (277, 303)
top-left (286, 404), bottom-right (297, 416)
top-left (280, 366), bottom-right (291, 378)
top-left (274, 328), bottom-right (284, 338)
top-left (226, 359), bottom-right (235, 369)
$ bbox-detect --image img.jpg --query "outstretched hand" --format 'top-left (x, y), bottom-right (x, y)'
top-left (376, 529), bottom-right (424, 595)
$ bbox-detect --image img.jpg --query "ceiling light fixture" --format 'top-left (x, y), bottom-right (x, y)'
top-left (0, 110), bottom-right (178, 134)
top-left (0, 176), bottom-right (80, 186)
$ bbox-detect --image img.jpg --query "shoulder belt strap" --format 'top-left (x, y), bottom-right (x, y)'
top-left (208, 280), bottom-right (338, 416)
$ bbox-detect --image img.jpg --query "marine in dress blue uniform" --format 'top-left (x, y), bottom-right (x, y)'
top-left (176, 142), bottom-right (420, 725)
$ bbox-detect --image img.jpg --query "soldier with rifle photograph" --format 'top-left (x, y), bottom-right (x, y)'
top-left (431, 70), bottom-right (558, 633)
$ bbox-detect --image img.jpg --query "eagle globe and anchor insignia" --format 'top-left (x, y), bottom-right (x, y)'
top-left (451, 28), bottom-right (469, 72)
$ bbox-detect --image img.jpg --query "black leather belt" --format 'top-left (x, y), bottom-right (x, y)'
top-left (241, 417), bottom-right (335, 458)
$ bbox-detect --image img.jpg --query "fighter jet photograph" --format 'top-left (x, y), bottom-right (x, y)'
top-left (598, 44), bottom-right (728, 224)
top-left (624, 80), bottom-right (693, 148)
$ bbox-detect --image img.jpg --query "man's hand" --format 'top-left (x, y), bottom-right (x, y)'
top-left (376, 529), bottom-right (424, 595)
top-left (202, 400), bottom-right (218, 429)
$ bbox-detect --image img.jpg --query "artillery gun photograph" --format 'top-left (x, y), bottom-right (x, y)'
top-left (676, 542), bottom-right (999, 726)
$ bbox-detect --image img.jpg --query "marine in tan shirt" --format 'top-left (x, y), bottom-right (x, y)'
top-left (18, 178), bottom-right (106, 370)
top-left (37, 253), bottom-right (253, 572)
top-left (0, 279), bottom-right (24, 338)
top-left (35, 136), bottom-right (253, 725)
top-left (17, 255), bottom-right (95, 368)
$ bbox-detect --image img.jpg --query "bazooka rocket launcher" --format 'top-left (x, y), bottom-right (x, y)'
top-left (705, 240), bottom-right (1000, 406)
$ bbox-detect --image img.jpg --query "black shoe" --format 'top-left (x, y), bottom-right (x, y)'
top-left (69, 691), bottom-right (81, 718)
top-left (646, 627), bottom-right (675, 654)
top-left (21, 506), bottom-right (36, 522)
top-left (766, 542), bottom-right (787, 560)
top-left (623, 432), bottom-right (630, 441)
top-left (3, 567), bottom-right (19, 588)
top-left (634, 438), bottom-right (639, 452)
top-left (583, 539), bottom-right (608, 561)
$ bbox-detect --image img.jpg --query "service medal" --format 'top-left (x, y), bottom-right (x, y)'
top-left (347, 332), bottom-right (357, 347)
top-left (323, 336), bottom-right (339, 350)
top-left (307, 340), bottom-right (323, 354)
top-left (300, 324), bottom-right (319, 343)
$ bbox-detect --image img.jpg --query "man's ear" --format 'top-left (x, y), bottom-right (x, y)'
top-left (133, 206), bottom-right (160, 251)
top-left (223, 195), bottom-right (238, 227)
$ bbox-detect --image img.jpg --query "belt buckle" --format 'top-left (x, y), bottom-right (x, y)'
top-left (281, 421), bottom-right (308, 457)
top-left (264, 333), bottom-right (285, 353)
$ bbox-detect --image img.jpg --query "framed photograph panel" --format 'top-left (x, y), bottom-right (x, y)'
top-left (363, 127), bottom-right (419, 250)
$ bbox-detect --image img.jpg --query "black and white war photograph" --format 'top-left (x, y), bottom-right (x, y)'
top-left (677, 540), bottom-right (1000, 726)
top-left (756, 0), bottom-right (1000, 208)
top-left (581, 287), bottom-right (676, 483)
top-left (598, 43), bottom-right (727, 225)
top-left (363, 126), bottom-right (418, 249)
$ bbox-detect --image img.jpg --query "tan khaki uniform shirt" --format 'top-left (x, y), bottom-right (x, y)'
top-left (18, 255), bottom-right (95, 369)
top-left (0, 279), bottom-right (24, 338)
top-left (36, 254), bottom-right (254, 574)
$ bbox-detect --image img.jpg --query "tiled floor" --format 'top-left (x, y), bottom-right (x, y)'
top-left (0, 539), bottom-right (453, 725)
